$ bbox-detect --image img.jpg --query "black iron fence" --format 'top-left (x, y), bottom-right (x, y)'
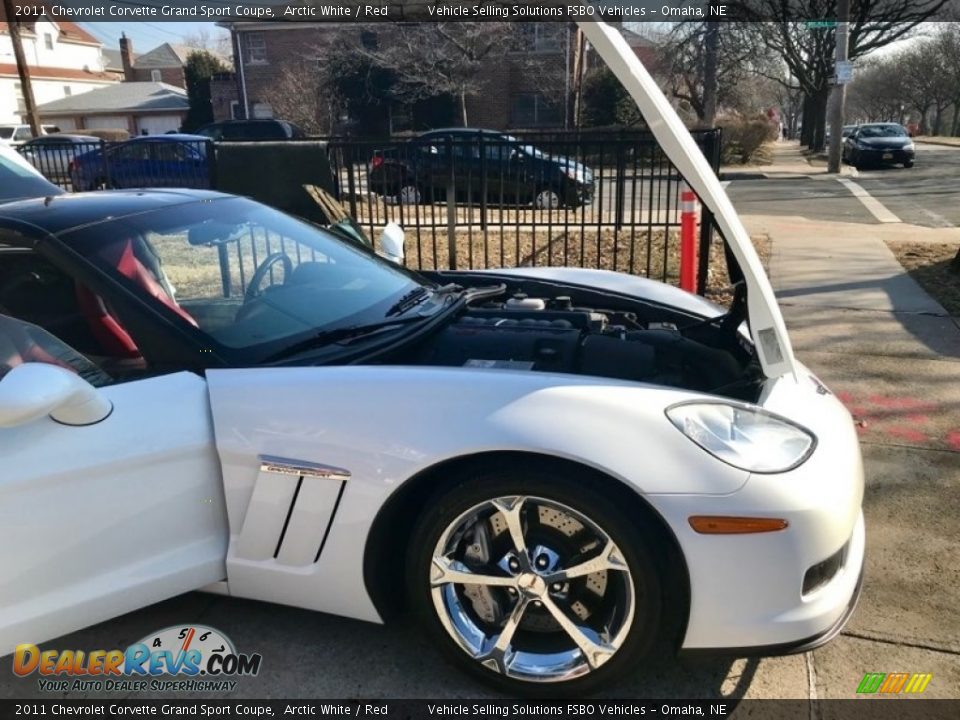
top-left (18, 137), bottom-right (213, 192)
top-left (328, 130), bottom-right (721, 293)
top-left (21, 130), bottom-right (722, 295)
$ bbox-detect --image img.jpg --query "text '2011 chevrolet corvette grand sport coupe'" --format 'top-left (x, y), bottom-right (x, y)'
top-left (0, 21), bottom-right (863, 696)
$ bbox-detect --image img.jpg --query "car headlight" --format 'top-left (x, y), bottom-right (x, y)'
top-left (564, 168), bottom-right (585, 183)
top-left (904, 142), bottom-right (915, 151)
top-left (666, 402), bottom-right (816, 473)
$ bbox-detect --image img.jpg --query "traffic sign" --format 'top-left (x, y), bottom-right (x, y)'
top-left (836, 60), bottom-right (854, 84)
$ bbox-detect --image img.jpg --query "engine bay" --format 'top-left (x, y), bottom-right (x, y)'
top-left (403, 277), bottom-right (762, 401)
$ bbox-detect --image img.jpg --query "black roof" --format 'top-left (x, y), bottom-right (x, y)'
top-left (0, 189), bottom-right (233, 239)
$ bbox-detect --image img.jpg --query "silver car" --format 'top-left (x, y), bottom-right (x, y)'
top-left (19, 134), bottom-right (100, 185)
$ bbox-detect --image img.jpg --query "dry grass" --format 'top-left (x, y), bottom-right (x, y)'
top-left (405, 227), bottom-right (771, 307)
top-left (146, 224), bottom-right (772, 312)
top-left (886, 241), bottom-right (960, 317)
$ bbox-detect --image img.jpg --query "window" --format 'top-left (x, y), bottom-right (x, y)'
top-left (251, 102), bottom-right (273, 119)
top-left (151, 70), bottom-right (162, 82)
top-left (510, 93), bottom-right (563, 128)
top-left (14, 83), bottom-right (26, 115)
top-left (14, 127), bottom-right (33, 141)
top-left (63, 86), bottom-right (72, 96)
top-left (229, 100), bottom-right (240, 120)
top-left (44, 33), bottom-right (53, 51)
top-left (244, 32), bottom-right (267, 64)
top-left (520, 23), bottom-right (563, 52)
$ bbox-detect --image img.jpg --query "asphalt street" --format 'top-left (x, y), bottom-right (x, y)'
top-left (726, 143), bottom-right (960, 228)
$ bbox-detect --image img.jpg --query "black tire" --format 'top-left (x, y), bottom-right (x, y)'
top-left (406, 462), bottom-right (671, 696)
top-left (903, 160), bottom-right (914, 168)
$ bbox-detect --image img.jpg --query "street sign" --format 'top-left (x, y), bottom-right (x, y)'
top-left (807, 20), bottom-right (838, 28)
top-left (836, 60), bottom-right (854, 84)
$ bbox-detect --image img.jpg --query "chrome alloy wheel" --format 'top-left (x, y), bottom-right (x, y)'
top-left (429, 495), bottom-right (635, 683)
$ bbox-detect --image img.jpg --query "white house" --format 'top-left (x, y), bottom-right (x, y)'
top-left (0, 10), bottom-right (116, 125)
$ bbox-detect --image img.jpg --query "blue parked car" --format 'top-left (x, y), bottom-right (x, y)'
top-left (69, 134), bottom-right (211, 191)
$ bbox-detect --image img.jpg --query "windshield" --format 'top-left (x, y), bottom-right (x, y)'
top-left (62, 197), bottom-right (427, 357)
top-left (859, 125), bottom-right (907, 138)
top-left (0, 149), bottom-right (62, 202)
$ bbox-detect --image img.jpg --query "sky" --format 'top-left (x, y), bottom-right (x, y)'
top-left (80, 21), bottom-right (230, 54)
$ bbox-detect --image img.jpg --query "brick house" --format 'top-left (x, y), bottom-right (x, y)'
top-left (117, 35), bottom-right (230, 91)
top-left (214, 22), bottom-right (575, 133)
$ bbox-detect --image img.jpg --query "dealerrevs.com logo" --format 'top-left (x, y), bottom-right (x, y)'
top-left (13, 625), bottom-right (262, 693)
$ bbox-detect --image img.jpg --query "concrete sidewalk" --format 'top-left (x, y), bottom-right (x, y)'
top-left (722, 140), bottom-right (858, 180)
top-left (741, 212), bottom-right (960, 699)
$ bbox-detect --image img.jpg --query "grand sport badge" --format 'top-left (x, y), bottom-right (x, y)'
top-left (14, 625), bottom-right (262, 692)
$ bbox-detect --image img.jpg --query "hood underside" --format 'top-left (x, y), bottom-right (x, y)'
top-left (577, 19), bottom-right (798, 381)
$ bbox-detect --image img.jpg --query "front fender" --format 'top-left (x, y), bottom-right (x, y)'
top-left (205, 366), bottom-right (745, 622)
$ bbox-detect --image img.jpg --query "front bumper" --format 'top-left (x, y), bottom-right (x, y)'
top-left (679, 517), bottom-right (864, 657)
top-left (857, 147), bottom-right (914, 164)
top-left (649, 366), bottom-right (866, 653)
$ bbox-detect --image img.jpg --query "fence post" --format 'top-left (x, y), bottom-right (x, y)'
top-left (100, 140), bottom-right (111, 188)
top-left (446, 135), bottom-right (457, 270)
top-left (478, 131), bottom-right (487, 232)
top-left (696, 128), bottom-right (720, 295)
top-left (207, 140), bottom-right (217, 190)
top-left (344, 146), bottom-right (358, 220)
top-left (614, 130), bottom-right (627, 230)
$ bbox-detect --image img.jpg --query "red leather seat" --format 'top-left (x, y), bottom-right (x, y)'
top-left (0, 314), bottom-right (72, 374)
top-left (76, 238), bottom-right (197, 358)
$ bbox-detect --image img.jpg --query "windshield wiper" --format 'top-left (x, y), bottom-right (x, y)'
top-left (385, 283), bottom-right (463, 316)
top-left (264, 316), bottom-right (425, 363)
top-left (385, 286), bottom-right (430, 316)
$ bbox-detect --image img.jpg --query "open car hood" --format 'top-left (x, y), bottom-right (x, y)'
top-left (578, 20), bottom-right (798, 381)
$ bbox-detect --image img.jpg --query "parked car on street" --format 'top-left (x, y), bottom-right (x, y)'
top-left (69, 134), bottom-right (211, 191)
top-left (19, 134), bottom-right (100, 184)
top-left (0, 22), bottom-right (864, 696)
top-left (0, 124), bottom-right (60, 147)
top-left (369, 128), bottom-right (595, 208)
top-left (824, 125), bottom-right (856, 145)
top-left (194, 119), bottom-right (305, 141)
top-left (843, 123), bottom-right (915, 169)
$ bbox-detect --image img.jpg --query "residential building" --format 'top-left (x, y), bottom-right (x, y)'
top-left (215, 21), bottom-right (574, 133)
top-left (114, 36), bottom-right (231, 90)
top-left (35, 82), bottom-right (189, 135)
top-left (0, 7), bottom-right (116, 124)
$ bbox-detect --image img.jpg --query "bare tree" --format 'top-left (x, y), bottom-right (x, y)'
top-left (661, 22), bottom-right (776, 125)
top-left (737, 0), bottom-right (948, 150)
top-left (260, 59), bottom-right (342, 135)
top-left (846, 59), bottom-right (907, 122)
top-left (182, 28), bottom-right (233, 59)
top-left (347, 22), bottom-right (565, 127)
top-left (847, 25), bottom-right (960, 134)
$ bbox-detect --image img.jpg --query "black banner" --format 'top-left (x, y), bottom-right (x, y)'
top-left (1, 700), bottom-right (959, 719)
top-left (4, 0), bottom-right (959, 23)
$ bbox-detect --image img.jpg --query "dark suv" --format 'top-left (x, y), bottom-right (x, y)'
top-left (368, 129), bottom-right (595, 208)
top-left (194, 119), bottom-right (305, 141)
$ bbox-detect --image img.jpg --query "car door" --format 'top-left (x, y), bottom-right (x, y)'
top-left (0, 331), bottom-right (229, 654)
top-left (151, 141), bottom-right (207, 188)
top-left (108, 141), bottom-right (152, 188)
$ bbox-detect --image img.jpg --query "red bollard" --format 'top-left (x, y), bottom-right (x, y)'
top-left (679, 186), bottom-right (698, 292)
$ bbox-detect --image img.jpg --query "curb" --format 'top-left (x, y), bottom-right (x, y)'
top-left (914, 139), bottom-right (960, 148)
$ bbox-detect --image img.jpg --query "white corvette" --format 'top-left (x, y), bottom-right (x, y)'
top-left (0, 23), bottom-right (863, 694)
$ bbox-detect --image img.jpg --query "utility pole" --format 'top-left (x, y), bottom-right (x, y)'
top-left (3, 0), bottom-right (42, 135)
top-left (702, 21), bottom-right (719, 127)
top-left (827, 0), bottom-right (850, 174)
